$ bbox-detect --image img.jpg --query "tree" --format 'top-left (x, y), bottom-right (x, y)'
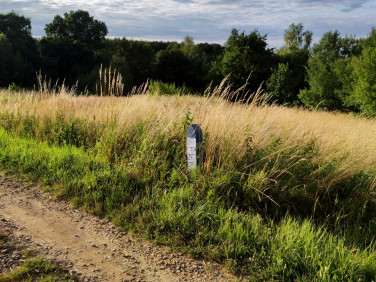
top-left (45, 10), bottom-right (108, 48)
top-left (154, 48), bottom-right (192, 87)
top-left (112, 38), bottom-right (155, 86)
top-left (221, 29), bottom-right (276, 96)
top-left (310, 30), bottom-right (358, 63)
top-left (267, 63), bottom-right (295, 104)
top-left (181, 35), bottom-right (195, 58)
top-left (198, 43), bottom-right (224, 87)
top-left (0, 11), bottom-right (38, 85)
top-left (39, 37), bottom-right (96, 87)
top-left (350, 28), bottom-right (376, 115)
top-left (331, 57), bottom-right (356, 110)
top-left (299, 31), bottom-right (361, 111)
top-left (0, 34), bottom-right (24, 86)
top-left (41, 10), bottom-right (106, 90)
top-left (283, 23), bottom-right (313, 50)
top-left (0, 11), bottom-right (32, 51)
top-left (267, 23), bottom-right (312, 105)
top-left (298, 59), bottom-right (343, 110)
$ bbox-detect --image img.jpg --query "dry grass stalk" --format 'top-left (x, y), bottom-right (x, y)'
top-left (129, 79), bottom-right (149, 96)
top-left (33, 71), bottom-right (78, 98)
top-left (96, 65), bottom-right (124, 96)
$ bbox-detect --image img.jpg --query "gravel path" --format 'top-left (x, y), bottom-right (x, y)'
top-left (0, 172), bottom-right (236, 281)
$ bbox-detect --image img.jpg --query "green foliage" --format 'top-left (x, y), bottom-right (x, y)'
top-left (270, 24), bottom-right (311, 105)
top-left (8, 83), bottom-right (21, 92)
top-left (111, 38), bottom-right (155, 86)
top-left (0, 35), bottom-right (20, 86)
top-left (45, 10), bottom-right (107, 48)
top-left (39, 37), bottom-right (96, 89)
top-left (299, 58), bottom-right (343, 110)
top-left (283, 22), bottom-right (313, 50)
top-left (149, 80), bottom-right (192, 95)
top-left (109, 55), bottom-right (133, 93)
top-left (181, 35), bottom-right (196, 58)
top-left (350, 28), bottom-right (376, 115)
top-left (154, 43), bottom-right (207, 91)
top-left (267, 63), bottom-right (295, 104)
top-left (299, 31), bottom-right (362, 111)
top-left (0, 11), bottom-right (36, 55)
top-left (220, 29), bottom-right (276, 96)
top-left (331, 57), bottom-right (357, 110)
top-left (0, 12), bottom-right (37, 87)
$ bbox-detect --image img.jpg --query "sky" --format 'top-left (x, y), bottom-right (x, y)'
top-left (1, 0), bottom-right (375, 48)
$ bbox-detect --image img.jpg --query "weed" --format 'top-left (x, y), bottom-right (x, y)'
top-left (23, 248), bottom-right (39, 258)
top-left (0, 256), bottom-right (76, 281)
top-left (6, 241), bottom-right (15, 247)
top-left (0, 231), bottom-right (6, 240)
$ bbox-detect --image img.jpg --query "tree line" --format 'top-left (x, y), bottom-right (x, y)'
top-left (1, 10), bottom-right (376, 115)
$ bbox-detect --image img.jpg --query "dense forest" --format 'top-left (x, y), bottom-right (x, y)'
top-left (1, 10), bottom-right (376, 115)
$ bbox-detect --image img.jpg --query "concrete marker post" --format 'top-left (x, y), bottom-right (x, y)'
top-left (187, 124), bottom-right (203, 170)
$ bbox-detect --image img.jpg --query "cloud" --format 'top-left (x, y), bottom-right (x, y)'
top-left (293, 0), bottom-right (367, 11)
top-left (0, 0), bottom-right (375, 47)
top-left (172, 0), bottom-right (195, 3)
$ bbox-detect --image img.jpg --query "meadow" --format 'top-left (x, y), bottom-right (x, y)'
top-left (1, 84), bottom-right (376, 280)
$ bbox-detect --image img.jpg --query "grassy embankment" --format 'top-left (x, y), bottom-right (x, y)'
top-left (1, 85), bottom-right (376, 280)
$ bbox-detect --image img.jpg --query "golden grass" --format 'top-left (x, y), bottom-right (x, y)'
top-left (1, 87), bottom-right (376, 177)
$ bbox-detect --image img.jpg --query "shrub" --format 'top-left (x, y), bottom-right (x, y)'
top-left (8, 83), bottom-right (21, 92)
top-left (149, 80), bottom-right (192, 95)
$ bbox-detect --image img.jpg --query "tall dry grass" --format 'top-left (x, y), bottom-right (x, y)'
top-left (96, 65), bottom-right (124, 97)
top-left (1, 81), bottom-right (376, 179)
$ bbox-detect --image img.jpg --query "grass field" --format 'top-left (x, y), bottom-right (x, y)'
top-left (1, 86), bottom-right (376, 280)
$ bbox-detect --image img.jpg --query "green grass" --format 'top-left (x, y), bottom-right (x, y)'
top-left (0, 257), bottom-right (76, 282)
top-left (1, 110), bottom-right (376, 280)
top-left (0, 230), bottom-right (76, 282)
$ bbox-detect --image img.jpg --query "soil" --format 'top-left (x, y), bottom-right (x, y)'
top-left (0, 171), bottom-right (237, 281)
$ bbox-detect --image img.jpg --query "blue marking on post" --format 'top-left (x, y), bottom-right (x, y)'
top-left (187, 124), bottom-right (203, 170)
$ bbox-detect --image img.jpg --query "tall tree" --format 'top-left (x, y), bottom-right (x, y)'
top-left (221, 29), bottom-right (276, 96)
top-left (0, 11), bottom-right (38, 86)
top-left (181, 35), bottom-right (195, 58)
top-left (267, 63), bottom-right (295, 104)
top-left (154, 48), bottom-right (191, 87)
top-left (299, 30), bottom-right (361, 110)
top-left (112, 38), bottom-right (155, 86)
top-left (0, 34), bottom-right (27, 87)
top-left (350, 28), bottom-right (376, 115)
top-left (283, 23), bottom-right (313, 50)
top-left (267, 23), bottom-right (312, 105)
top-left (0, 11), bottom-right (32, 51)
top-left (45, 10), bottom-right (108, 48)
top-left (41, 10), bottom-right (107, 90)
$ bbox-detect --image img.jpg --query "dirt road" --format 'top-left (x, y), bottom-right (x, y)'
top-left (0, 172), bottom-right (235, 281)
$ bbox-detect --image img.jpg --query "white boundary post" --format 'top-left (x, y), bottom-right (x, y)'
top-left (187, 124), bottom-right (203, 170)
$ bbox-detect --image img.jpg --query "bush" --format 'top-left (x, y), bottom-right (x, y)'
top-left (149, 80), bottom-right (193, 95)
top-left (8, 83), bottom-right (21, 92)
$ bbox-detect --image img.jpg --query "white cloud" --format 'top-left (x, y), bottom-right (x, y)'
top-left (0, 0), bottom-right (374, 47)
